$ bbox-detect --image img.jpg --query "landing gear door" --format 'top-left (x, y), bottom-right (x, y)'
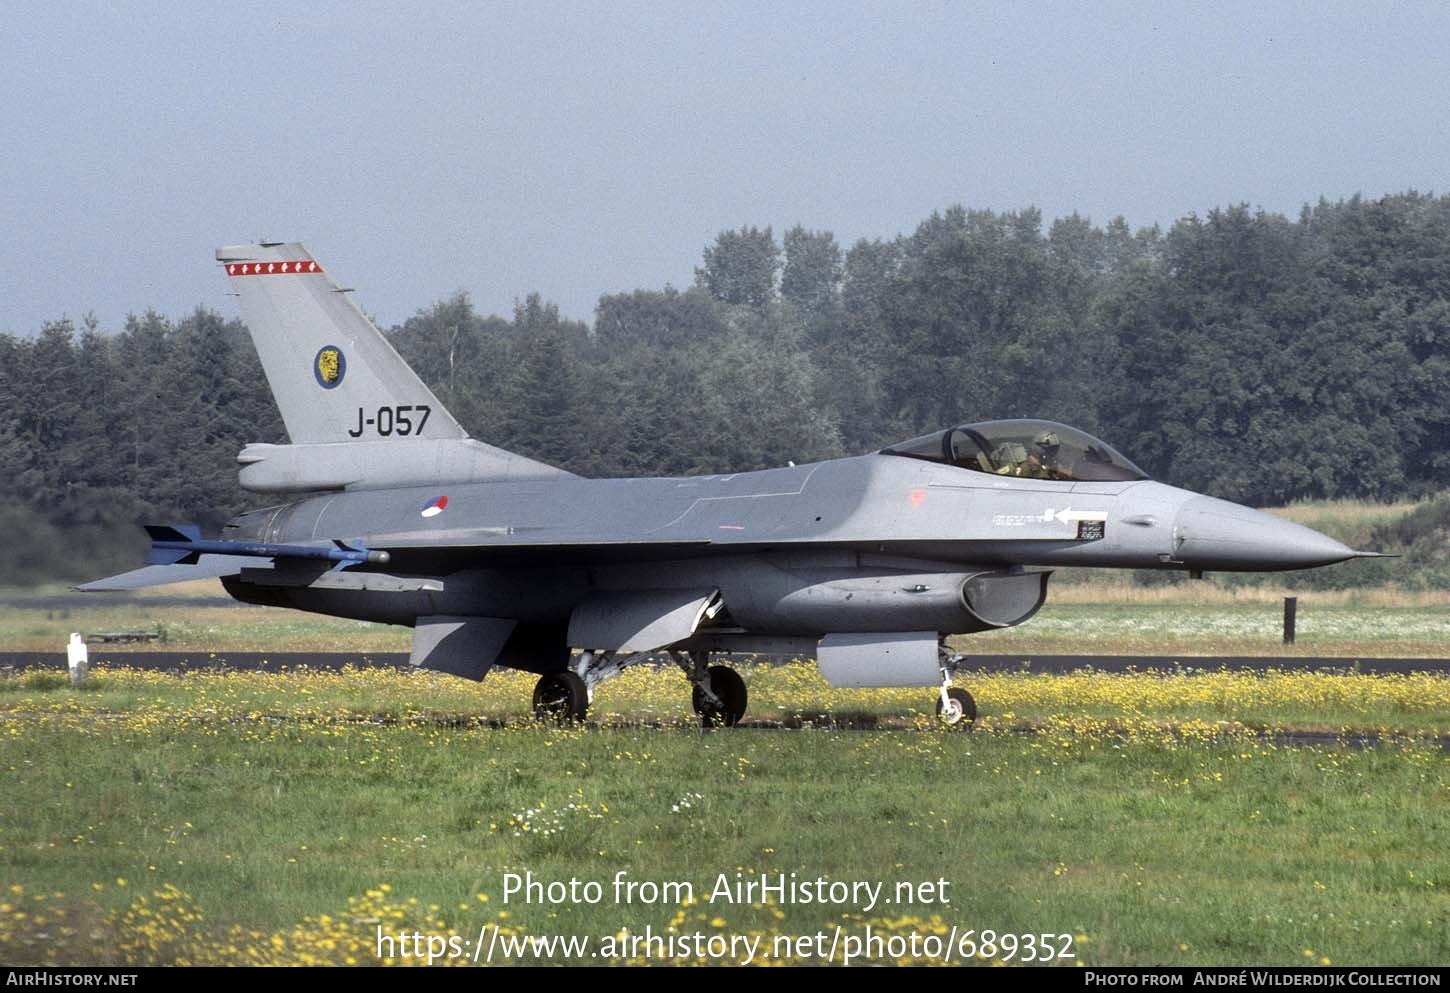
top-left (568, 589), bottom-right (720, 653)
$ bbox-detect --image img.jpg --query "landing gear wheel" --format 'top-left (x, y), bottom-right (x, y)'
top-left (691, 665), bottom-right (747, 728)
top-left (533, 671), bottom-right (588, 724)
top-left (937, 687), bottom-right (976, 729)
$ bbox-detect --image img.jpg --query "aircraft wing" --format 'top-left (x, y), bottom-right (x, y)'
top-left (362, 526), bottom-right (1071, 570)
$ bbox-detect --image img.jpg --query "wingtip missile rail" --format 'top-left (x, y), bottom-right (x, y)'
top-left (142, 525), bottom-right (389, 568)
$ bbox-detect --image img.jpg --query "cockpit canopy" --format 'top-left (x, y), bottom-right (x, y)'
top-left (880, 419), bottom-right (1149, 483)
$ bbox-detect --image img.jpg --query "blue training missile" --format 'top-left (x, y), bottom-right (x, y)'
top-left (143, 525), bottom-right (390, 568)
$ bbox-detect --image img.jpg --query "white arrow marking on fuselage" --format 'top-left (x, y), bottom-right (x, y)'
top-left (1049, 507), bottom-right (1109, 525)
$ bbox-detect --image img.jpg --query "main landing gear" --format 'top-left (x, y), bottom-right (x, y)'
top-left (936, 642), bottom-right (977, 730)
top-left (531, 648), bottom-right (616, 724)
top-left (531, 649), bottom-right (749, 728)
top-left (532, 670), bottom-right (588, 723)
top-left (679, 651), bottom-right (747, 728)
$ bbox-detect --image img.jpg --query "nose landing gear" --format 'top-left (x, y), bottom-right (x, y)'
top-left (936, 642), bottom-right (976, 730)
top-left (937, 685), bottom-right (977, 727)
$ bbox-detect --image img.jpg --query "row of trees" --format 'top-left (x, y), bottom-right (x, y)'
top-left (396, 191), bottom-right (1450, 505)
top-left (3, 191), bottom-right (1447, 583)
top-left (0, 310), bottom-right (283, 581)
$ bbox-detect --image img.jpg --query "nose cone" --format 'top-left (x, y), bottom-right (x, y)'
top-left (1174, 496), bottom-right (1359, 571)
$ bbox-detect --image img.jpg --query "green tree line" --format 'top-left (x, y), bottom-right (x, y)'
top-left (2, 192), bottom-right (1447, 584)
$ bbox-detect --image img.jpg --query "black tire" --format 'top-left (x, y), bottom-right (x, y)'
top-left (533, 671), bottom-right (588, 723)
top-left (936, 687), bottom-right (977, 729)
top-left (691, 665), bottom-right (747, 727)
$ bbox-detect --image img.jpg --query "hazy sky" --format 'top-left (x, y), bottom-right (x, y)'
top-left (5, 1), bottom-right (1449, 334)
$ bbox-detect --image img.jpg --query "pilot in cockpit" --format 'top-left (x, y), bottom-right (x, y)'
top-left (1029, 430), bottom-right (1064, 479)
top-left (993, 431), bottom-right (1066, 479)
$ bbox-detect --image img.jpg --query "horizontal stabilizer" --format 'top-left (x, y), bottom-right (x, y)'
top-left (76, 555), bottom-right (273, 592)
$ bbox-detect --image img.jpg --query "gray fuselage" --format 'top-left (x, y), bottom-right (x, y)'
top-left (219, 451), bottom-right (1354, 658)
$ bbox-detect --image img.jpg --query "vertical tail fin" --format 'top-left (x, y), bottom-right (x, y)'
top-left (216, 243), bottom-right (467, 445)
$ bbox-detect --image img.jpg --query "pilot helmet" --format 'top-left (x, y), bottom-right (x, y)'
top-left (1034, 430), bottom-right (1061, 454)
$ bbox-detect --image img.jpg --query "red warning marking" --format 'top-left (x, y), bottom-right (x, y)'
top-left (225, 260), bottom-right (323, 276)
top-left (909, 489), bottom-right (927, 507)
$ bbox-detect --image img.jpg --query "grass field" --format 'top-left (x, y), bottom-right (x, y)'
top-left (3, 568), bottom-right (1448, 967)
top-left (1, 664), bottom-right (1447, 967)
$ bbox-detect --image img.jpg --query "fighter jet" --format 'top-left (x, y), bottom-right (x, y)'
top-left (82, 243), bottom-right (1373, 727)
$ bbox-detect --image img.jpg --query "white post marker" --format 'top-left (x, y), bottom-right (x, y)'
top-left (67, 633), bottom-right (88, 686)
